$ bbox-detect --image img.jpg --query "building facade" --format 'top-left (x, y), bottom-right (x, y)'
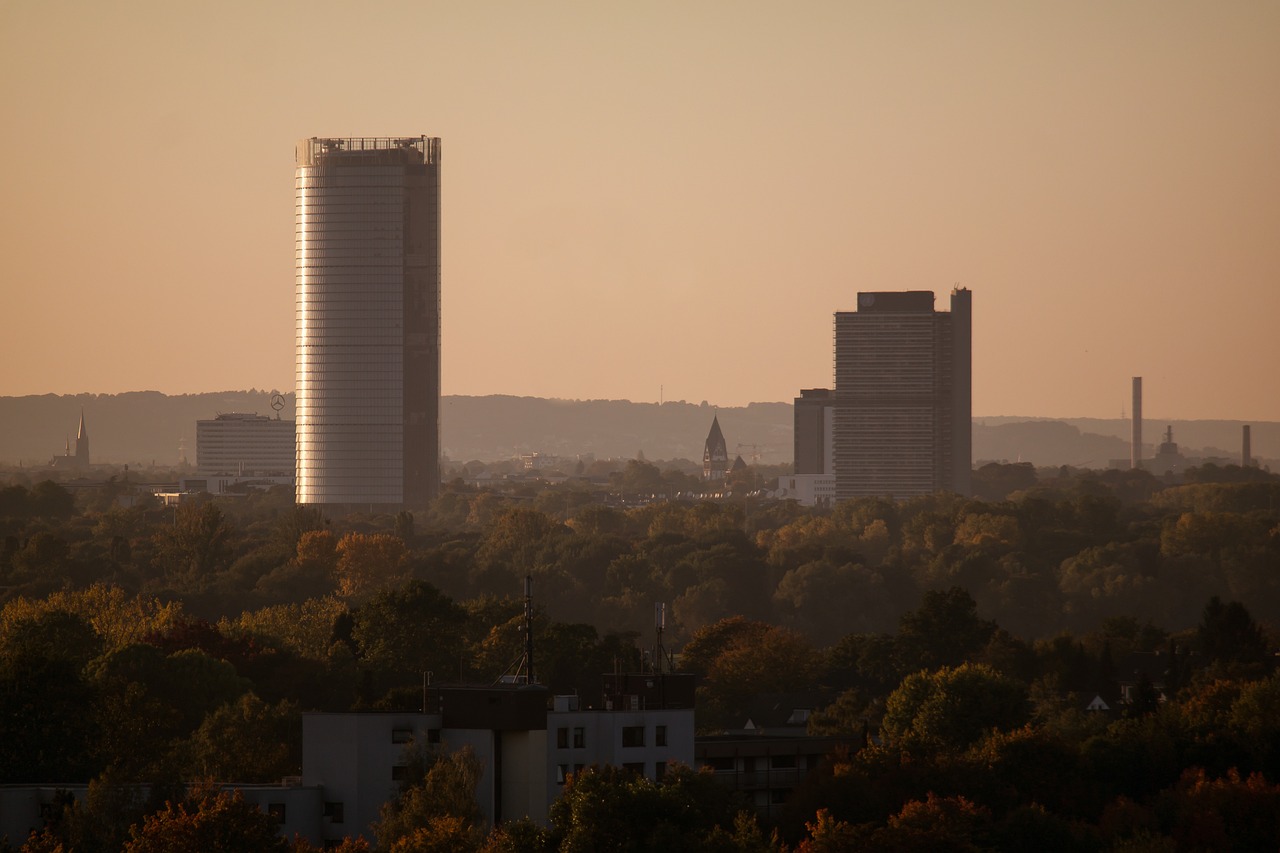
top-left (196, 413), bottom-right (294, 476)
top-left (295, 136), bottom-right (441, 508)
top-left (832, 288), bottom-right (971, 500)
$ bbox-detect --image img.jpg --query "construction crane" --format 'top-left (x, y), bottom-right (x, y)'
top-left (735, 443), bottom-right (763, 465)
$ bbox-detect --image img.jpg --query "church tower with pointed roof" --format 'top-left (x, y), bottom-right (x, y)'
top-left (703, 415), bottom-right (729, 481)
top-left (75, 409), bottom-right (89, 468)
top-left (50, 408), bottom-right (90, 471)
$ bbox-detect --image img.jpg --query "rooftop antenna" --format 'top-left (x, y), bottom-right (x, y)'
top-left (494, 575), bottom-right (537, 685)
top-left (652, 603), bottom-right (675, 674)
top-left (524, 574), bottom-right (535, 685)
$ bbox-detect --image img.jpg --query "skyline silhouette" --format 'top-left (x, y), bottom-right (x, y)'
top-left (2, 1), bottom-right (1277, 420)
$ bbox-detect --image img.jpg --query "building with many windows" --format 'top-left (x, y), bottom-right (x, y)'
top-left (831, 288), bottom-right (971, 499)
top-left (295, 136), bottom-right (441, 508)
top-left (196, 413), bottom-right (294, 476)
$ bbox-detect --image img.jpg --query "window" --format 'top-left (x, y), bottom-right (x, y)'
top-left (770, 789), bottom-right (790, 805)
top-left (557, 727), bottom-right (569, 749)
top-left (573, 726), bottom-right (585, 748)
top-left (655, 725), bottom-right (667, 747)
top-left (573, 764), bottom-right (585, 775)
top-left (622, 726), bottom-right (645, 748)
top-left (655, 761), bottom-right (668, 780)
top-left (623, 762), bottom-right (645, 775)
top-left (391, 727), bottom-right (413, 744)
top-left (268, 803), bottom-right (287, 824)
top-left (556, 764), bottom-right (569, 784)
top-left (707, 756), bottom-right (735, 772)
top-left (324, 802), bottom-right (344, 824)
top-left (770, 754), bottom-right (796, 770)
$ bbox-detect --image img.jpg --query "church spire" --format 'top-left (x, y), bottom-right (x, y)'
top-left (74, 408), bottom-right (89, 467)
top-left (703, 414), bottom-right (729, 481)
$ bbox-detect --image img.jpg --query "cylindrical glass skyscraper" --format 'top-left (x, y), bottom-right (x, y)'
top-left (295, 137), bottom-right (441, 507)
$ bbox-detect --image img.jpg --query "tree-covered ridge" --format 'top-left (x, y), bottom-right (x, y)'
top-left (1, 461), bottom-right (1278, 849)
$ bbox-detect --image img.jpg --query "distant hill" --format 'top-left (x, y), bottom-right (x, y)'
top-left (0, 393), bottom-right (1274, 470)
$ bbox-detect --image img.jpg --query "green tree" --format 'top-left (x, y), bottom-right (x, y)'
top-left (183, 694), bottom-right (300, 782)
top-left (896, 587), bottom-right (997, 673)
top-left (375, 746), bottom-right (485, 851)
top-left (155, 501), bottom-right (233, 589)
top-left (1197, 596), bottom-right (1268, 667)
top-left (351, 581), bottom-right (467, 694)
top-left (880, 663), bottom-right (1029, 754)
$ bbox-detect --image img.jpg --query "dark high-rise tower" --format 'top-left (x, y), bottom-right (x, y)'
top-left (295, 137), bottom-right (441, 507)
top-left (831, 288), bottom-right (971, 499)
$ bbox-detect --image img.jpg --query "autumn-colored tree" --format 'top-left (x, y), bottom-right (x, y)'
top-left (333, 532), bottom-right (408, 599)
top-left (122, 785), bottom-right (288, 853)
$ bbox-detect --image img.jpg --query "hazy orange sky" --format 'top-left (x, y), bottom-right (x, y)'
top-left (2, 1), bottom-right (1277, 420)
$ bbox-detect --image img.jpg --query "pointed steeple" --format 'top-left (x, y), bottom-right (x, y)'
top-left (703, 414), bottom-right (729, 481)
top-left (74, 408), bottom-right (89, 468)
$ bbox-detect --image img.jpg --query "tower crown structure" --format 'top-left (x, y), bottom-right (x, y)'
top-left (295, 136), bottom-right (441, 507)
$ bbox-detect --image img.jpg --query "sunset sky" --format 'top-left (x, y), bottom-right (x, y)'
top-left (2, 1), bottom-right (1277, 420)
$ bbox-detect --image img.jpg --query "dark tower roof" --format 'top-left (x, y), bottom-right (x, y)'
top-left (703, 415), bottom-right (729, 480)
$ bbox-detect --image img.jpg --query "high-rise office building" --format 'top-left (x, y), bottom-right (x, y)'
top-left (831, 288), bottom-right (971, 500)
top-left (295, 137), bottom-right (441, 507)
top-left (197, 413), bottom-right (295, 476)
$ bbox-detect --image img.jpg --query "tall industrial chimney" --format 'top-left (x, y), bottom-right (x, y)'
top-left (1243, 425), bottom-right (1252, 468)
top-left (1131, 377), bottom-right (1143, 470)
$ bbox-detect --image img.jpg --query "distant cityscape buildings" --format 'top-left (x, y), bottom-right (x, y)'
top-left (295, 136), bottom-right (442, 508)
top-left (49, 409), bottom-right (90, 471)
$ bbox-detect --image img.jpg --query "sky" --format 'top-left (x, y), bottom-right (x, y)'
top-left (1, 1), bottom-right (1277, 421)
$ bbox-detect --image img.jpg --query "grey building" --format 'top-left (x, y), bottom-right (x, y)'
top-left (196, 413), bottom-right (294, 476)
top-left (832, 288), bottom-right (971, 499)
top-left (295, 137), bottom-right (441, 507)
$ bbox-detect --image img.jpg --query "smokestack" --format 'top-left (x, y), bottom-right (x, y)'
top-left (1131, 377), bottom-right (1142, 470)
top-left (1243, 425), bottom-right (1252, 468)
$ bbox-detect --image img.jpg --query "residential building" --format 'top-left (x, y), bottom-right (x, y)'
top-left (295, 136), bottom-right (441, 508)
top-left (696, 734), bottom-right (856, 823)
top-left (298, 675), bottom-right (695, 845)
top-left (831, 288), bottom-right (971, 499)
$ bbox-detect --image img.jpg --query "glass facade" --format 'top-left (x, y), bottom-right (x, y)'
top-left (295, 137), bottom-right (441, 507)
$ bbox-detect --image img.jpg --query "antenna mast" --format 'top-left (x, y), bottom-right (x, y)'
top-left (524, 574), bottom-right (535, 685)
top-left (652, 603), bottom-right (675, 674)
